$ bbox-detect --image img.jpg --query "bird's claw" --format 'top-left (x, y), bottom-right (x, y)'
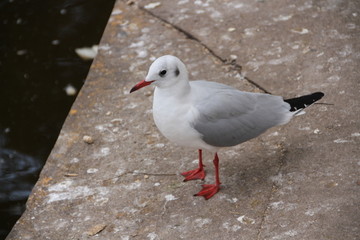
top-left (194, 184), bottom-right (220, 200)
top-left (181, 168), bottom-right (206, 181)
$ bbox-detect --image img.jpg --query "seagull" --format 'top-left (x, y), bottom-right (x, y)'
top-left (130, 55), bottom-right (324, 200)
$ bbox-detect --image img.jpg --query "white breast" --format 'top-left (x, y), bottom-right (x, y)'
top-left (152, 87), bottom-right (214, 151)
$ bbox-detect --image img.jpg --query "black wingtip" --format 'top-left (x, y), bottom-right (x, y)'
top-left (312, 92), bottom-right (325, 99)
top-left (284, 92), bottom-right (325, 112)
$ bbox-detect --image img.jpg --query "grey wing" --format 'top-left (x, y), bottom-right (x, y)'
top-left (192, 90), bottom-right (292, 147)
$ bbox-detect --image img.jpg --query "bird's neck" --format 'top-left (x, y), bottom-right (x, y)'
top-left (156, 78), bottom-right (191, 99)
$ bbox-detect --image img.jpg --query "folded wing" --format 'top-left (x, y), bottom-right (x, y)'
top-left (190, 81), bottom-right (292, 147)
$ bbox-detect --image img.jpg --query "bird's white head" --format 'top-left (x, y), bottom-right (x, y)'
top-left (130, 55), bottom-right (188, 93)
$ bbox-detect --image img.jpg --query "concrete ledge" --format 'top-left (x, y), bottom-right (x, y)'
top-left (7, 0), bottom-right (360, 239)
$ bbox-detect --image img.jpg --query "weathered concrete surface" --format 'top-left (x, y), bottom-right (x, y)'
top-left (7, 0), bottom-right (360, 239)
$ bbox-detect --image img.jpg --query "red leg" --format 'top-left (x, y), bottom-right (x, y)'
top-left (181, 149), bottom-right (206, 181)
top-left (194, 152), bottom-right (221, 200)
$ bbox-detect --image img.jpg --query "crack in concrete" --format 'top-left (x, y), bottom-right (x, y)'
top-left (99, 171), bottom-right (177, 183)
top-left (257, 145), bottom-right (288, 240)
top-left (257, 185), bottom-right (277, 240)
top-left (139, 6), bottom-right (271, 94)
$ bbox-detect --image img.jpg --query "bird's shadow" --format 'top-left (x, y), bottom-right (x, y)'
top-left (217, 133), bottom-right (315, 199)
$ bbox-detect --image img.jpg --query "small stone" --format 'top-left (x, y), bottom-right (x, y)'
top-left (87, 168), bottom-right (99, 174)
top-left (86, 223), bottom-right (107, 236)
top-left (228, 27), bottom-right (236, 32)
top-left (237, 215), bottom-right (255, 224)
top-left (325, 181), bottom-right (338, 188)
top-left (144, 2), bottom-right (161, 9)
top-left (64, 173), bottom-right (78, 177)
top-left (83, 135), bottom-right (94, 144)
top-left (291, 28), bottom-right (309, 34)
top-left (69, 109), bottom-right (77, 115)
top-left (230, 55), bottom-right (237, 60)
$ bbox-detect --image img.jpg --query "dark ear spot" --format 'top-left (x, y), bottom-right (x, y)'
top-left (175, 67), bottom-right (180, 76)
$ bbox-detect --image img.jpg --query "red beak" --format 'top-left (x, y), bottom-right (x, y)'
top-left (130, 80), bottom-right (154, 93)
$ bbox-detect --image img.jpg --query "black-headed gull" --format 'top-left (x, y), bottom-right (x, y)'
top-left (130, 55), bottom-right (324, 200)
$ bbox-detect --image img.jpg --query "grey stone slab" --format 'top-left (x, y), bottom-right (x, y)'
top-left (6, 0), bottom-right (360, 240)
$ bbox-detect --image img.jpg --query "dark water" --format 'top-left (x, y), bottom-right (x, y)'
top-left (0, 0), bottom-right (115, 238)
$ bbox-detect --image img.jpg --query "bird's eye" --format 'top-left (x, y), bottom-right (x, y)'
top-left (159, 70), bottom-right (167, 77)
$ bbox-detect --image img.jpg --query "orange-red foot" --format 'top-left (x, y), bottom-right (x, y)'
top-left (181, 168), bottom-right (206, 181)
top-left (194, 184), bottom-right (220, 200)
